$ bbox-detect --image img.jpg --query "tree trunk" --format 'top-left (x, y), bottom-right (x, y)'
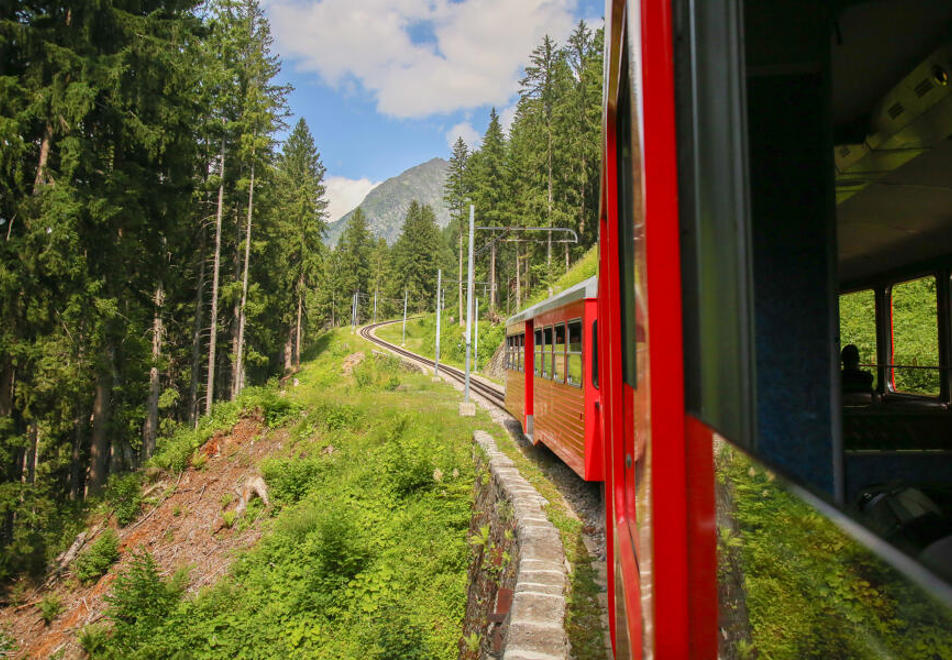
top-left (234, 164), bottom-right (255, 397)
top-left (515, 247), bottom-right (521, 310)
top-left (547, 124), bottom-right (553, 268)
top-left (284, 331), bottom-right (293, 372)
top-left (21, 423), bottom-right (37, 485)
top-left (70, 409), bottom-right (87, 500)
top-left (206, 146), bottom-right (225, 416)
top-left (87, 347), bottom-right (115, 495)
top-left (458, 227), bottom-right (464, 326)
top-left (188, 231), bottom-right (207, 427)
top-left (142, 284), bottom-right (164, 460)
top-left (33, 121), bottom-right (53, 193)
top-left (489, 242), bottom-right (497, 314)
top-left (565, 243), bottom-right (569, 272)
top-left (295, 281), bottom-right (303, 368)
top-left (0, 358), bottom-right (13, 419)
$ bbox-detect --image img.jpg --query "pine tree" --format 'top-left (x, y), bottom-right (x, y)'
top-left (469, 109), bottom-right (508, 313)
top-left (336, 208), bottom-right (373, 322)
top-left (444, 137), bottom-right (471, 326)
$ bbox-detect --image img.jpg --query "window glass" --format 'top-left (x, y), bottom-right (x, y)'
top-left (591, 320), bottom-right (598, 389)
top-left (553, 323), bottom-right (567, 382)
top-left (542, 327), bottom-right (553, 378)
top-left (567, 320), bottom-right (583, 386)
top-left (839, 289), bottom-right (877, 394)
top-left (617, 45), bottom-right (637, 388)
top-left (534, 329), bottom-right (543, 376)
top-left (891, 276), bottom-right (939, 396)
top-left (518, 334), bottom-right (525, 373)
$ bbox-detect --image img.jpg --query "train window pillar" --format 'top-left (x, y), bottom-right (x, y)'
top-left (542, 326), bottom-right (553, 379)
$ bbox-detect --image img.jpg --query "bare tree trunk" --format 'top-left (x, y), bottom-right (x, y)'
top-left (284, 331), bottom-right (293, 372)
top-left (0, 358), bottom-right (13, 419)
top-left (188, 231), bottom-right (207, 427)
top-left (142, 284), bottom-right (164, 460)
top-left (515, 247), bottom-right (521, 310)
top-left (295, 280), bottom-right (303, 368)
top-left (33, 121), bottom-right (53, 193)
top-left (234, 164), bottom-right (255, 397)
top-left (70, 408), bottom-right (87, 500)
top-left (565, 243), bottom-right (569, 272)
top-left (87, 347), bottom-right (115, 495)
top-left (547, 125), bottom-right (553, 268)
top-left (21, 423), bottom-right (37, 485)
top-left (458, 227), bottom-right (464, 326)
top-left (490, 242), bottom-right (497, 314)
top-left (206, 146), bottom-right (225, 416)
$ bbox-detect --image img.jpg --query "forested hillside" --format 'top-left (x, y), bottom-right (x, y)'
top-left (0, 0), bottom-right (328, 578)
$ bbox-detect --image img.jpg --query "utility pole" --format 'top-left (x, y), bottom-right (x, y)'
top-left (474, 297), bottom-right (479, 373)
top-left (373, 289), bottom-right (377, 325)
top-left (402, 288), bottom-right (408, 346)
top-left (463, 205), bottom-right (475, 410)
top-left (434, 269), bottom-right (442, 377)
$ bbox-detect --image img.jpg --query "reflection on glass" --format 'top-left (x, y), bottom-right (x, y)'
top-left (567, 320), bottom-right (582, 386)
top-left (716, 439), bottom-right (952, 659)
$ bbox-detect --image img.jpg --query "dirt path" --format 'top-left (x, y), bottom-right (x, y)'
top-left (1, 414), bottom-right (286, 659)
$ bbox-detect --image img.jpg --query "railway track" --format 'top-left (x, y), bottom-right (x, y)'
top-left (359, 320), bottom-right (507, 408)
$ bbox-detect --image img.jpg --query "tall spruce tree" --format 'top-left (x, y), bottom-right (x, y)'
top-left (444, 137), bottom-right (471, 326)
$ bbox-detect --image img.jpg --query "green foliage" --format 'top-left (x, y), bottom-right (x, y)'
top-left (719, 444), bottom-right (952, 658)
top-left (74, 529), bottom-right (120, 585)
top-left (77, 623), bottom-right (109, 656)
top-left (39, 593), bottom-right (63, 625)
top-left (93, 329), bottom-right (476, 658)
top-left (105, 473), bottom-right (143, 527)
top-left (105, 551), bottom-right (188, 653)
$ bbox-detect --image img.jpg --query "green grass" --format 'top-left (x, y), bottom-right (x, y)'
top-left (376, 313), bottom-right (505, 380)
top-left (522, 246), bottom-right (598, 310)
top-left (95, 329), bottom-right (498, 659)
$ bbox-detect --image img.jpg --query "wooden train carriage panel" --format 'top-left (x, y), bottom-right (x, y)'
top-left (504, 324), bottom-right (526, 428)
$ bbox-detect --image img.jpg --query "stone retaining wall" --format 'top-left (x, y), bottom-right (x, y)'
top-left (472, 430), bottom-right (568, 660)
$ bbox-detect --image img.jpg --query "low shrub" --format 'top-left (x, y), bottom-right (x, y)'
top-left (105, 551), bottom-right (187, 648)
top-left (261, 457), bottom-right (328, 505)
top-left (105, 473), bottom-right (143, 526)
top-left (74, 529), bottom-right (120, 585)
top-left (314, 511), bottom-right (368, 582)
top-left (78, 623), bottom-right (109, 655)
top-left (39, 593), bottom-right (62, 625)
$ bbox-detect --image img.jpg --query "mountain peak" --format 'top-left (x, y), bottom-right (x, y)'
top-left (325, 158), bottom-right (450, 246)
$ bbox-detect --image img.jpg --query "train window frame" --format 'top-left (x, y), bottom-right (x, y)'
top-left (542, 326), bottom-right (553, 379)
top-left (554, 322), bottom-right (567, 383)
top-left (534, 329), bottom-right (543, 376)
top-left (591, 320), bottom-right (598, 389)
top-left (616, 37), bottom-right (638, 389)
top-left (567, 319), bottom-right (583, 388)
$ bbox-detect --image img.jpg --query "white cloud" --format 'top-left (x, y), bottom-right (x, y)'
top-left (499, 103), bottom-right (518, 135)
top-left (446, 121), bottom-right (480, 149)
top-left (269, 0), bottom-right (577, 118)
top-left (325, 176), bottom-right (380, 222)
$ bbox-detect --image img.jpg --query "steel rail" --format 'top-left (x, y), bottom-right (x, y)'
top-left (358, 320), bottom-right (507, 407)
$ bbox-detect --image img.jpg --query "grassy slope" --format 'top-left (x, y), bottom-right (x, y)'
top-left (91, 330), bottom-right (505, 659)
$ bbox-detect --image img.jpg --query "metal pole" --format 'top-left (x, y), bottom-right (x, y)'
top-left (402, 288), bottom-right (408, 346)
top-left (435, 269), bottom-right (442, 376)
top-left (373, 289), bottom-right (377, 324)
top-left (464, 205), bottom-right (475, 401)
top-left (474, 297), bottom-right (479, 372)
top-left (351, 292), bottom-right (356, 333)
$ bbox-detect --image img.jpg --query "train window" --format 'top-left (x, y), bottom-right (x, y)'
top-left (591, 320), bottom-right (598, 389)
top-left (567, 320), bottom-right (582, 387)
top-left (890, 276), bottom-right (940, 396)
top-left (839, 289), bottom-right (877, 392)
top-left (553, 323), bottom-right (567, 382)
top-left (542, 326), bottom-right (553, 378)
top-left (616, 35), bottom-right (637, 388)
top-left (518, 333), bottom-right (525, 373)
top-left (534, 329), bottom-right (543, 376)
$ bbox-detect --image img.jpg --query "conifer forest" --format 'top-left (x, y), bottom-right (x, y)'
top-left (0, 0), bottom-right (603, 598)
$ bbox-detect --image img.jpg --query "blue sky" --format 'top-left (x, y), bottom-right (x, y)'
top-left (265, 0), bottom-right (604, 222)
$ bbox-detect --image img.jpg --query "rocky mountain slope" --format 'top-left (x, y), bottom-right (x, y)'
top-left (324, 157), bottom-right (450, 246)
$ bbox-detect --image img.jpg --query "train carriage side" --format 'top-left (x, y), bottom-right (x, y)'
top-left (507, 277), bottom-right (602, 481)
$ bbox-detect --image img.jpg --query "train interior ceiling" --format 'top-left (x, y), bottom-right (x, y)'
top-left (701, 0), bottom-right (952, 583)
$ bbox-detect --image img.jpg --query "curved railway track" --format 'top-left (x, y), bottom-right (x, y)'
top-left (359, 320), bottom-right (507, 408)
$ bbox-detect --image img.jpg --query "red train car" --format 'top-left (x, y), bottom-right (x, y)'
top-left (504, 277), bottom-right (602, 481)
top-left (600, 0), bottom-right (952, 658)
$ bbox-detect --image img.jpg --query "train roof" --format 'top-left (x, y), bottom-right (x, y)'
top-left (506, 276), bottom-right (598, 327)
